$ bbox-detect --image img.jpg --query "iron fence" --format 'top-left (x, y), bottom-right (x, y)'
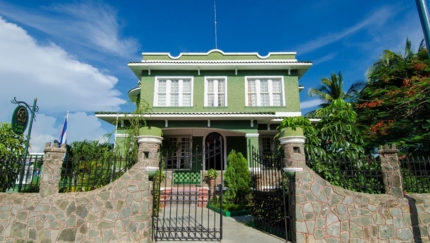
top-left (306, 157), bottom-right (385, 194)
top-left (59, 154), bottom-right (137, 192)
top-left (249, 147), bottom-right (290, 241)
top-left (400, 156), bottom-right (430, 193)
top-left (0, 154), bottom-right (43, 192)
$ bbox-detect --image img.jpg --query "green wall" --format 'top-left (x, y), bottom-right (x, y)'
top-left (140, 69), bottom-right (300, 113)
top-left (191, 136), bottom-right (203, 171)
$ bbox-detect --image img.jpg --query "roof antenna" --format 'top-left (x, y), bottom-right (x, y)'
top-left (214, 0), bottom-right (218, 49)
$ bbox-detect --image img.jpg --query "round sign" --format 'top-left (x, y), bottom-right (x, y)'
top-left (11, 105), bottom-right (29, 135)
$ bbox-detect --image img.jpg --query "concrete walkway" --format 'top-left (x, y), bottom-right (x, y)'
top-left (155, 212), bottom-right (285, 243)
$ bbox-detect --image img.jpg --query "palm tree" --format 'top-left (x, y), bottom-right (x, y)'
top-left (366, 38), bottom-right (426, 82)
top-left (305, 71), bottom-right (365, 117)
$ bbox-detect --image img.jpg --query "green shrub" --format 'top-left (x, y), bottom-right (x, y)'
top-left (224, 150), bottom-right (251, 205)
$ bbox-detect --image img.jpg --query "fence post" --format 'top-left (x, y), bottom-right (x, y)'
top-left (136, 126), bottom-right (163, 242)
top-left (279, 127), bottom-right (306, 243)
top-left (279, 128), bottom-right (306, 168)
top-left (378, 144), bottom-right (404, 199)
top-left (39, 141), bottom-right (66, 198)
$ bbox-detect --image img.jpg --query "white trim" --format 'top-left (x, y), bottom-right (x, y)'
top-left (204, 76), bottom-right (228, 107)
top-left (245, 133), bottom-right (259, 138)
top-left (153, 76), bottom-right (194, 107)
top-left (165, 120), bottom-right (168, 127)
top-left (245, 76), bottom-right (285, 107)
top-left (279, 136), bottom-right (306, 145)
top-left (141, 49), bottom-right (297, 60)
top-left (115, 133), bottom-right (129, 138)
top-left (136, 136), bottom-right (163, 144)
top-left (283, 168), bottom-right (303, 172)
top-left (145, 167), bottom-right (159, 171)
top-left (274, 112), bottom-right (302, 117)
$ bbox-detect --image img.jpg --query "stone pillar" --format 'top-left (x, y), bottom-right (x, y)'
top-left (39, 142), bottom-right (66, 198)
top-left (279, 128), bottom-right (306, 168)
top-left (136, 126), bottom-right (163, 242)
top-left (378, 144), bottom-right (404, 199)
top-left (279, 127), bottom-right (305, 243)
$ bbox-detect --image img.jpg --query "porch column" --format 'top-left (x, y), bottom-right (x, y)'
top-left (378, 144), bottom-right (404, 199)
top-left (136, 126), bottom-right (163, 243)
top-left (245, 133), bottom-right (259, 167)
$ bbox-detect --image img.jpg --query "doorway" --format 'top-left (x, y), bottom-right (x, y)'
top-left (205, 132), bottom-right (223, 170)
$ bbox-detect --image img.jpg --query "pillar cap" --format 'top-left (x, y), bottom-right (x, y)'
top-left (279, 136), bottom-right (306, 145)
top-left (136, 135), bottom-right (163, 144)
top-left (283, 168), bottom-right (303, 172)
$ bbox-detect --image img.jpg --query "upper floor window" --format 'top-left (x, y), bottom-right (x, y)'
top-left (154, 77), bottom-right (193, 106)
top-left (245, 77), bottom-right (284, 106)
top-left (205, 77), bottom-right (227, 107)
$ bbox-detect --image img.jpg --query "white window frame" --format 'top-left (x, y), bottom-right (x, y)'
top-left (204, 76), bottom-right (228, 107)
top-left (154, 76), bottom-right (194, 107)
top-left (245, 76), bottom-right (285, 106)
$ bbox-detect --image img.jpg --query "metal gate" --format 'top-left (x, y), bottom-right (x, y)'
top-left (152, 139), bottom-right (223, 241)
top-left (249, 147), bottom-right (291, 241)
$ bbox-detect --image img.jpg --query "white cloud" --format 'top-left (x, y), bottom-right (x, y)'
top-left (295, 5), bottom-right (400, 55)
top-left (0, 17), bottom-right (125, 152)
top-left (312, 53), bottom-right (337, 66)
top-left (0, 17), bottom-right (125, 113)
top-left (300, 99), bottom-right (322, 110)
top-left (0, 1), bottom-right (138, 58)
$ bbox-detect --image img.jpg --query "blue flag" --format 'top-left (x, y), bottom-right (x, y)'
top-left (59, 112), bottom-right (68, 146)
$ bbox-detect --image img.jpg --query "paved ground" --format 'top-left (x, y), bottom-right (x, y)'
top-left (154, 206), bottom-right (285, 242)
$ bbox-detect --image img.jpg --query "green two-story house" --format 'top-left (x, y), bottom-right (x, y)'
top-left (96, 49), bottom-right (311, 172)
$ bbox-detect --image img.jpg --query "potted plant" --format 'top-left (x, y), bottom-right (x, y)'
top-left (206, 168), bottom-right (218, 179)
top-left (205, 168), bottom-right (218, 192)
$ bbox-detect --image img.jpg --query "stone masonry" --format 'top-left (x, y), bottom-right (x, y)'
top-left (0, 139), bottom-right (156, 243)
top-left (280, 133), bottom-right (430, 242)
top-left (379, 144), bottom-right (404, 199)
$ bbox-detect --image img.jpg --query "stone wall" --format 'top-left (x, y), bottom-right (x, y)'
top-left (0, 142), bottom-right (153, 243)
top-left (279, 134), bottom-right (430, 243)
top-left (293, 165), bottom-right (430, 242)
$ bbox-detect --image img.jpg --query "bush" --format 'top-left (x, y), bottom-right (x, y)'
top-left (224, 150), bottom-right (251, 206)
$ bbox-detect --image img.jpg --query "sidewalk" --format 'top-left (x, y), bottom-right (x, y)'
top-left (155, 213), bottom-right (285, 243)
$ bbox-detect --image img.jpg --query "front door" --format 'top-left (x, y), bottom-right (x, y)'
top-left (205, 132), bottom-right (223, 170)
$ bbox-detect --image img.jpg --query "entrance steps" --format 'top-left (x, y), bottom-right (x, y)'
top-left (160, 187), bottom-right (209, 208)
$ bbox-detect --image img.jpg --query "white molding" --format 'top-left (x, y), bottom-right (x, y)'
top-left (136, 136), bottom-right (163, 144)
top-left (279, 136), bottom-right (306, 145)
top-left (245, 133), bottom-right (259, 138)
top-left (115, 134), bottom-right (129, 138)
top-left (274, 112), bottom-right (302, 117)
top-left (141, 49), bottom-right (297, 60)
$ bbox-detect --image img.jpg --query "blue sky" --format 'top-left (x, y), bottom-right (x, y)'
top-left (0, 0), bottom-right (425, 152)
